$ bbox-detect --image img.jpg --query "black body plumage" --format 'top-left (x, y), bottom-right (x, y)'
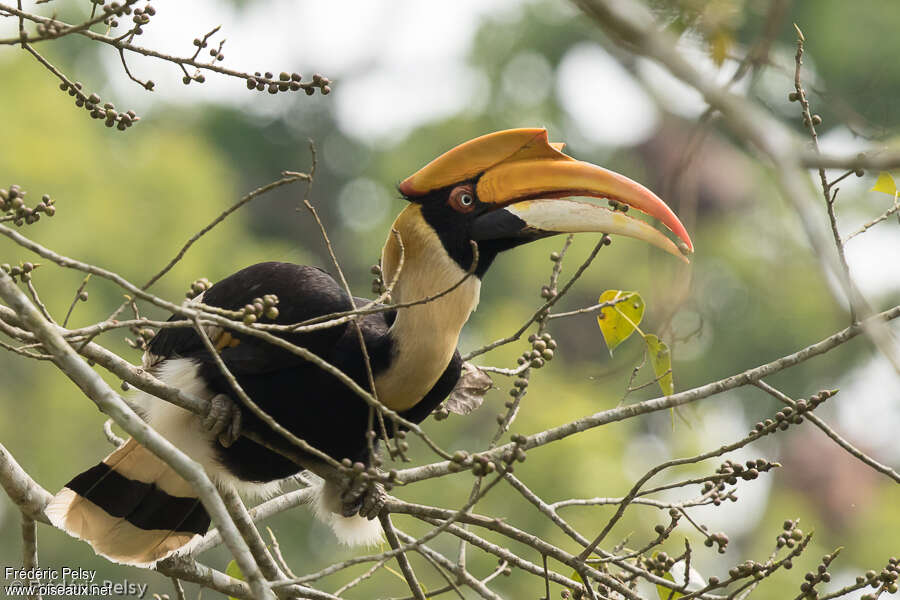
top-left (149, 261), bottom-right (461, 482)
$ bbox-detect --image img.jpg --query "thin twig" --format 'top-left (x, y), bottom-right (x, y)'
top-left (276, 239), bottom-right (478, 334)
top-left (792, 25), bottom-right (855, 322)
top-left (16, 0), bottom-right (24, 47)
top-left (409, 545), bottom-right (466, 600)
top-left (24, 278), bottom-right (52, 323)
top-left (846, 191), bottom-right (900, 240)
top-left (274, 475), bottom-right (506, 589)
top-left (0, 271), bottom-right (276, 600)
top-left (142, 173), bottom-right (309, 290)
top-left (395, 531), bottom-right (504, 600)
top-left (379, 513), bottom-right (428, 600)
top-left (118, 47), bottom-right (152, 89)
top-left (170, 578), bottom-right (186, 600)
top-left (190, 315), bottom-right (344, 470)
top-left (464, 236), bottom-right (608, 361)
top-left (0, 338), bottom-right (51, 360)
top-left (219, 484), bottom-right (284, 582)
top-left (296, 147), bottom-right (396, 458)
top-left (394, 302), bottom-right (900, 486)
top-left (753, 380), bottom-right (900, 483)
top-left (332, 559), bottom-right (388, 597)
top-left (0, 3), bottom-right (329, 94)
top-left (265, 527), bottom-right (296, 579)
top-left (0, 223), bottom-right (448, 461)
top-left (20, 41), bottom-right (90, 104)
top-left (61, 275), bottom-right (90, 328)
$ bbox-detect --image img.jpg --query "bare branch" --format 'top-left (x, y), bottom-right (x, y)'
top-left (142, 173), bottom-right (310, 290)
top-left (754, 380), bottom-right (900, 483)
top-left (379, 513), bottom-right (428, 600)
top-left (802, 150), bottom-right (900, 171)
top-left (0, 271), bottom-right (276, 600)
top-left (396, 303), bottom-right (900, 486)
top-left (846, 192), bottom-right (900, 240)
top-left (573, 0), bottom-right (900, 373)
top-left (21, 514), bottom-right (41, 600)
top-left (791, 26), bottom-right (855, 321)
top-left (396, 530), bottom-right (504, 600)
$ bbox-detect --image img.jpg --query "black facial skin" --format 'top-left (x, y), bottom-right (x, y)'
top-left (408, 180), bottom-right (552, 278)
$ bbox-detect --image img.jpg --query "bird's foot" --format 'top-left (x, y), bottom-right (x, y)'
top-left (340, 479), bottom-right (385, 520)
top-left (203, 393), bottom-right (242, 447)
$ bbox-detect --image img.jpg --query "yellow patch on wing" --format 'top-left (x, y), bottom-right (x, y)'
top-left (214, 332), bottom-right (240, 352)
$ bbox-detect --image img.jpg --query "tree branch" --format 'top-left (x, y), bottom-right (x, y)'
top-left (0, 271), bottom-right (276, 600)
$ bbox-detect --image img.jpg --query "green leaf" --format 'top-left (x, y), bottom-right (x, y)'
top-left (597, 290), bottom-right (644, 355)
top-left (656, 570), bottom-right (685, 600)
top-left (644, 334), bottom-right (674, 396)
top-left (226, 559), bottom-right (246, 600)
top-left (871, 172), bottom-right (897, 195)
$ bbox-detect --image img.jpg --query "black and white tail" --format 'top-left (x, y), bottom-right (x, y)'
top-left (45, 438), bottom-right (210, 567)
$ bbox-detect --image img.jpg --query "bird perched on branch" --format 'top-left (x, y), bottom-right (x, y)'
top-left (47, 128), bottom-right (693, 565)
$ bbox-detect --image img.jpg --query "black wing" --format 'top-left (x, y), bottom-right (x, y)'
top-left (148, 261), bottom-right (375, 373)
top-left (146, 261), bottom-right (455, 480)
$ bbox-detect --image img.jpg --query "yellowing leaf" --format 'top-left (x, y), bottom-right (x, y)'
top-left (644, 334), bottom-right (674, 396)
top-left (871, 172), bottom-right (897, 195)
top-left (597, 290), bottom-right (645, 355)
top-left (226, 559), bottom-right (245, 600)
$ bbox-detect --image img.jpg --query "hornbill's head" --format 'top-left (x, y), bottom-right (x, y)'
top-left (382, 128), bottom-right (693, 285)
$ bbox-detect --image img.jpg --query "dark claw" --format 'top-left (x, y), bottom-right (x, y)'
top-left (339, 477), bottom-right (366, 516)
top-left (340, 480), bottom-right (385, 519)
top-left (204, 394), bottom-right (242, 447)
top-left (340, 494), bottom-right (363, 517)
top-left (202, 394), bottom-right (227, 432)
top-left (219, 404), bottom-right (242, 447)
top-left (358, 482), bottom-right (385, 520)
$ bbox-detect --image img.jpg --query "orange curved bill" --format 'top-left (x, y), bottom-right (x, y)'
top-left (399, 128), bottom-right (572, 196)
top-left (476, 159), bottom-right (693, 254)
top-left (399, 127), bottom-right (693, 256)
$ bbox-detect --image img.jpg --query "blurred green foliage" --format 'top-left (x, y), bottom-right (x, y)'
top-left (1, 1), bottom-right (899, 599)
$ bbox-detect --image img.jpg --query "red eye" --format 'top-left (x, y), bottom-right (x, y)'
top-left (449, 185), bottom-right (476, 213)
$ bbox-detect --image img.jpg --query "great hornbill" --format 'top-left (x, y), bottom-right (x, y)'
top-left (47, 128), bottom-right (692, 566)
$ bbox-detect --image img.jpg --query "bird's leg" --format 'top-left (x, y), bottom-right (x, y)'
top-left (299, 454), bottom-right (386, 519)
top-left (357, 480), bottom-right (386, 519)
top-left (318, 471), bottom-right (384, 519)
top-left (339, 444), bottom-right (386, 519)
top-left (339, 476), bottom-right (385, 519)
top-left (203, 393), bottom-right (242, 447)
